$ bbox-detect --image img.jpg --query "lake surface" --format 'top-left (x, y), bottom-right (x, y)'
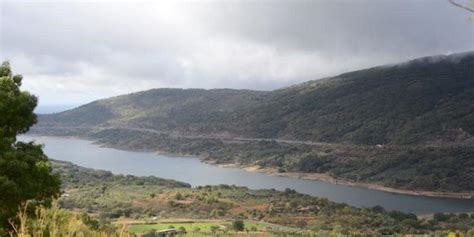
top-left (20, 135), bottom-right (474, 214)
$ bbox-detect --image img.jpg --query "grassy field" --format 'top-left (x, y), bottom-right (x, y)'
top-left (128, 219), bottom-right (274, 234)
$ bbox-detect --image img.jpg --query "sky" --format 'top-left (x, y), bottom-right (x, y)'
top-left (1, 0), bottom-right (473, 112)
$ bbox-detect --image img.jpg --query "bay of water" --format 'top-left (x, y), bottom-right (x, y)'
top-left (20, 135), bottom-right (474, 214)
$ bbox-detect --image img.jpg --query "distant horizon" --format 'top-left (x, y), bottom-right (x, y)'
top-left (33, 50), bottom-right (474, 110)
top-left (35, 104), bottom-right (78, 114)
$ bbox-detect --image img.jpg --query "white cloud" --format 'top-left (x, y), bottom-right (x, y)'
top-left (1, 0), bottom-right (473, 108)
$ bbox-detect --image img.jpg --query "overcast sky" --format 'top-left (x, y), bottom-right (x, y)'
top-left (1, 0), bottom-right (473, 111)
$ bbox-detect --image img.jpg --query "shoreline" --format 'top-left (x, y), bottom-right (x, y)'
top-left (209, 162), bottom-right (474, 200)
top-left (23, 133), bottom-right (474, 200)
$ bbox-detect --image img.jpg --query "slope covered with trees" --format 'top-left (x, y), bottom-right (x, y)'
top-left (32, 52), bottom-right (474, 193)
top-left (37, 52), bottom-right (474, 145)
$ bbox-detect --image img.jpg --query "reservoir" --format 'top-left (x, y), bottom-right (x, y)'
top-left (20, 135), bottom-right (474, 214)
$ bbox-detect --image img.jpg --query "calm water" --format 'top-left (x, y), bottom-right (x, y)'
top-left (20, 135), bottom-right (474, 214)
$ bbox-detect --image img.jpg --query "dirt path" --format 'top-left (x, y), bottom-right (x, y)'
top-left (33, 125), bottom-right (347, 147)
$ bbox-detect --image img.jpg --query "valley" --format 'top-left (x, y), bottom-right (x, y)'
top-left (32, 52), bottom-right (474, 197)
top-left (20, 135), bottom-right (474, 214)
top-left (2, 1), bottom-right (474, 235)
top-left (48, 159), bottom-right (474, 236)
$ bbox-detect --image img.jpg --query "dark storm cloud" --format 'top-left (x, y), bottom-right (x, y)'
top-left (199, 0), bottom-right (473, 59)
top-left (0, 0), bottom-right (472, 106)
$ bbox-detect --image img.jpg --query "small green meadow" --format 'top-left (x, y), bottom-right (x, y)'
top-left (128, 220), bottom-right (270, 234)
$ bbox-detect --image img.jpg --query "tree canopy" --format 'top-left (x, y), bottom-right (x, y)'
top-left (0, 61), bottom-right (60, 233)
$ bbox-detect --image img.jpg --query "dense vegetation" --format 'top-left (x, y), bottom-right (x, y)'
top-left (82, 128), bottom-right (474, 192)
top-left (1, 59), bottom-right (473, 236)
top-left (37, 52), bottom-right (474, 145)
top-left (0, 62), bottom-right (61, 235)
top-left (32, 52), bottom-right (474, 193)
top-left (54, 160), bottom-right (474, 236)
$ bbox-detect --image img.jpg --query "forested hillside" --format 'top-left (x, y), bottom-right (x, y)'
top-left (37, 52), bottom-right (474, 145)
top-left (32, 52), bottom-right (474, 193)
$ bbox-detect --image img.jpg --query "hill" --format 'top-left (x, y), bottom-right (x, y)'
top-left (32, 51), bottom-right (474, 193)
top-left (37, 51), bottom-right (474, 145)
top-left (51, 160), bottom-right (474, 236)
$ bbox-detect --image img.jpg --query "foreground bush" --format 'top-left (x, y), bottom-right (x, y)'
top-left (8, 202), bottom-right (132, 237)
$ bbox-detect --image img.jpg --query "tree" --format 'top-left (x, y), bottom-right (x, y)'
top-left (232, 219), bottom-right (244, 232)
top-left (433, 213), bottom-right (449, 222)
top-left (296, 220), bottom-right (308, 228)
top-left (0, 61), bottom-right (61, 232)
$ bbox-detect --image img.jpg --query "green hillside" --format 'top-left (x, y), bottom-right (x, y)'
top-left (52, 160), bottom-right (474, 236)
top-left (38, 52), bottom-right (474, 145)
top-left (33, 52), bottom-right (474, 193)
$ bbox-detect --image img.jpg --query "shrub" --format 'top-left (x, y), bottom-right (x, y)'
top-left (433, 213), bottom-right (449, 222)
top-left (232, 219), bottom-right (244, 231)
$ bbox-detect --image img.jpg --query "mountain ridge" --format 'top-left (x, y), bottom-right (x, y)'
top-left (31, 51), bottom-right (474, 193)
top-left (37, 51), bottom-right (474, 145)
